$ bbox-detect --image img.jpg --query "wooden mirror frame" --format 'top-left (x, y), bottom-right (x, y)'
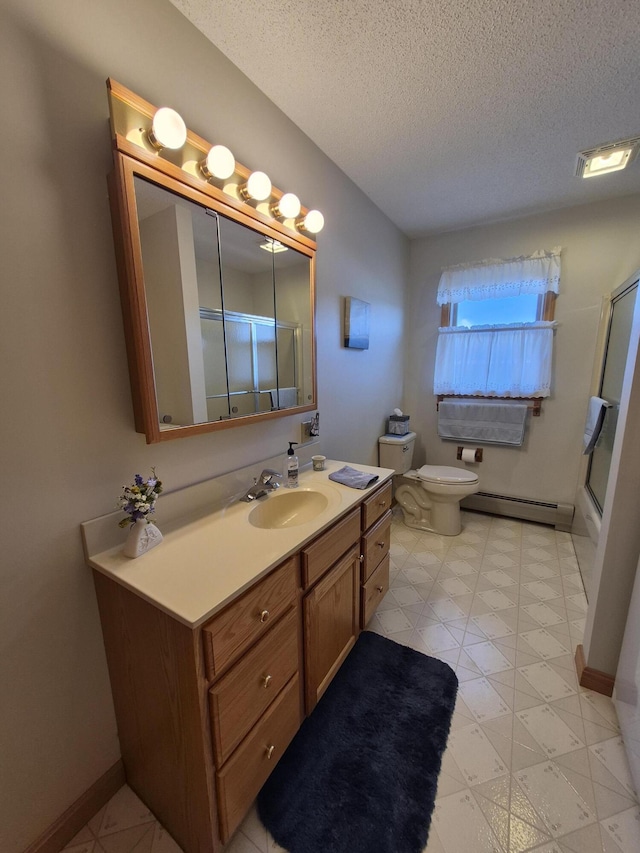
top-left (106, 80), bottom-right (317, 443)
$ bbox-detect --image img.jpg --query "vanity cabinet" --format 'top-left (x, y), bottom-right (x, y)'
top-left (303, 546), bottom-right (360, 712)
top-left (215, 674), bottom-right (302, 840)
top-left (201, 558), bottom-right (302, 841)
top-left (359, 481), bottom-right (392, 628)
top-left (201, 557), bottom-right (298, 680)
top-left (301, 481), bottom-right (392, 710)
top-left (361, 479), bottom-right (392, 529)
top-left (91, 477), bottom-right (392, 853)
top-left (301, 507), bottom-right (361, 712)
top-left (361, 552), bottom-right (391, 626)
top-left (93, 555), bottom-right (302, 851)
top-left (208, 607), bottom-right (299, 766)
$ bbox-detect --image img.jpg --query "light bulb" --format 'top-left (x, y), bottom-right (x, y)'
top-left (201, 145), bottom-right (235, 179)
top-left (275, 192), bottom-right (301, 219)
top-left (583, 149), bottom-right (630, 177)
top-left (299, 209), bottom-right (324, 234)
top-left (148, 108), bottom-right (187, 150)
top-left (241, 171), bottom-right (272, 201)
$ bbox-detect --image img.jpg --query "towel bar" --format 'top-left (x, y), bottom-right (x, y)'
top-left (436, 396), bottom-right (543, 416)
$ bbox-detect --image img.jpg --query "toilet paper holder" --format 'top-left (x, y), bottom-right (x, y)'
top-left (457, 446), bottom-right (483, 462)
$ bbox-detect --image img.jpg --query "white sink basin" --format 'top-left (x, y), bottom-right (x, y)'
top-left (248, 488), bottom-right (330, 529)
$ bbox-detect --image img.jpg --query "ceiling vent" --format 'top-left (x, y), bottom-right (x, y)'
top-left (576, 136), bottom-right (640, 178)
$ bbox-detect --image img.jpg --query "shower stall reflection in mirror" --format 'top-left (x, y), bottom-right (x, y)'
top-left (200, 307), bottom-right (300, 421)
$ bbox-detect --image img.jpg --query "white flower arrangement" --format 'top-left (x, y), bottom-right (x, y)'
top-left (117, 468), bottom-right (163, 528)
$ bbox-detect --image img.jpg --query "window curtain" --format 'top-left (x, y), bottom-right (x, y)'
top-left (436, 247), bottom-right (561, 305)
top-left (434, 322), bottom-right (554, 397)
top-left (434, 249), bottom-right (561, 398)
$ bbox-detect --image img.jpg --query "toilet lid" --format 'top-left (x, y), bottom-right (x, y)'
top-left (416, 464), bottom-right (479, 485)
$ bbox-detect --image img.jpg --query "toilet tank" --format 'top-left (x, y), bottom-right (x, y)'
top-left (378, 431), bottom-right (416, 474)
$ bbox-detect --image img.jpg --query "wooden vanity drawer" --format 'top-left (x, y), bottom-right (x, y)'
top-left (361, 553), bottom-right (390, 628)
top-left (209, 608), bottom-right (299, 766)
top-left (301, 507), bottom-right (360, 588)
top-left (361, 481), bottom-right (392, 530)
top-left (216, 673), bottom-right (302, 842)
top-left (201, 556), bottom-right (299, 679)
top-left (361, 509), bottom-right (392, 581)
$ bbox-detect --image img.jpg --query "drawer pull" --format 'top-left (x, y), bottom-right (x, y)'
top-left (259, 609), bottom-right (270, 623)
top-left (266, 744), bottom-right (275, 760)
top-left (376, 541), bottom-right (385, 549)
top-left (359, 554), bottom-right (364, 563)
top-left (376, 585), bottom-right (384, 593)
top-left (379, 500), bottom-right (386, 507)
top-left (262, 674), bottom-right (272, 689)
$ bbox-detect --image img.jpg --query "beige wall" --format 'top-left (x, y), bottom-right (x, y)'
top-left (0, 1), bottom-right (407, 850)
top-left (405, 194), bottom-right (640, 505)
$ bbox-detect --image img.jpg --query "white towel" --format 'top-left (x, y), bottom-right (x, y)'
top-left (583, 396), bottom-right (611, 454)
top-left (269, 387), bottom-right (298, 409)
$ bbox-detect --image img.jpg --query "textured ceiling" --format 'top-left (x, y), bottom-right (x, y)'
top-left (170, 0), bottom-right (640, 237)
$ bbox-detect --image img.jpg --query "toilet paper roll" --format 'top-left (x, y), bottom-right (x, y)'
top-left (461, 448), bottom-right (477, 463)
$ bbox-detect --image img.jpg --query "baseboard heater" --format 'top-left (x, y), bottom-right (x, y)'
top-left (461, 492), bottom-right (575, 532)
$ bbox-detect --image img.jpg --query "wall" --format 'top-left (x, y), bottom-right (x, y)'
top-left (405, 194), bottom-right (640, 505)
top-left (0, 1), bottom-right (407, 850)
top-left (196, 259), bottom-right (254, 312)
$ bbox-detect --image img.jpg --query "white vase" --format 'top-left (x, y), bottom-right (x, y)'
top-left (123, 518), bottom-right (163, 559)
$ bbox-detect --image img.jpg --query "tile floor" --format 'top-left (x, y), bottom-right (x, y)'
top-left (63, 510), bottom-right (640, 853)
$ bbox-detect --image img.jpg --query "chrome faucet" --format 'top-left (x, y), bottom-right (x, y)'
top-left (239, 469), bottom-right (283, 502)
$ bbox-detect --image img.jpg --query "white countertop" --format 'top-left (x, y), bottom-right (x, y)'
top-left (85, 460), bottom-right (393, 629)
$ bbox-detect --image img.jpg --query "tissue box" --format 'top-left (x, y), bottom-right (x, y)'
top-left (388, 415), bottom-right (410, 435)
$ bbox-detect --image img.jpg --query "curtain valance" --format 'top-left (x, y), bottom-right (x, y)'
top-left (437, 247), bottom-right (561, 306)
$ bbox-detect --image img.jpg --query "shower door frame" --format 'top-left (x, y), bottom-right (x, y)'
top-left (586, 273), bottom-right (639, 516)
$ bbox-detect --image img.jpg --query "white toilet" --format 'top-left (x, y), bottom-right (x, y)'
top-left (378, 432), bottom-right (480, 536)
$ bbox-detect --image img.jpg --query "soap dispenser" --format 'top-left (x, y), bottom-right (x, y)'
top-left (284, 442), bottom-right (299, 488)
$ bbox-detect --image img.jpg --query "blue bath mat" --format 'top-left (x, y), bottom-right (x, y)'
top-left (257, 630), bottom-right (458, 853)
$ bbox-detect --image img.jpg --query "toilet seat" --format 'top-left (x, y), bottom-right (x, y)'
top-left (415, 464), bottom-right (479, 485)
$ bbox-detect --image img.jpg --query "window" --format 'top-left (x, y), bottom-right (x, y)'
top-left (434, 249), bottom-right (560, 399)
top-left (453, 293), bottom-right (540, 328)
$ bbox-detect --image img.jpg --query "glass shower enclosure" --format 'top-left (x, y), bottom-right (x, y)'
top-left (586, 275), bottom-right (639, 514)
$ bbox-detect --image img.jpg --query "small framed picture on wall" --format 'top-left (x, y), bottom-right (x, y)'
top-left (344, 296), bottom-right (370, 349)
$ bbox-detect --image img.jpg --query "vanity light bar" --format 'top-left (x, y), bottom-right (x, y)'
top-left (108, 80), bottom-right (324, 235)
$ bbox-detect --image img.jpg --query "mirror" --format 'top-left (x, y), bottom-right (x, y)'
top-left (109, 154), bottom-right (316, 442)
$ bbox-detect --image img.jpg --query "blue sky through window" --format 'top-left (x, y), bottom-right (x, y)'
top-left (455, 293), bottom-right (539, 328)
